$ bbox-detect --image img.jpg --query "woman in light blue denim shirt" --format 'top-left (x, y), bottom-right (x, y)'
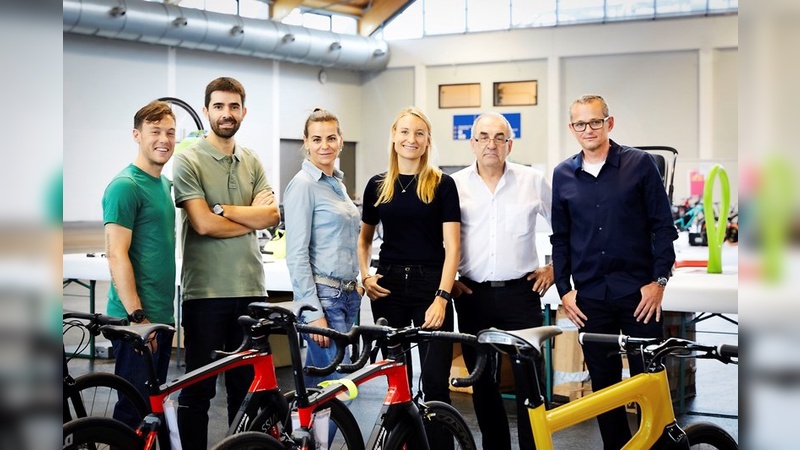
top-left (284, 108), bottom-right (364, 387)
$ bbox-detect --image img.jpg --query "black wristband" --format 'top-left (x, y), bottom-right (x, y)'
top-left (434, 289), bottom-right (452, 302)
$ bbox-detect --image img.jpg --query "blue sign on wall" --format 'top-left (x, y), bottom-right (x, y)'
top-left (453, 113), bottom-right (521, 140)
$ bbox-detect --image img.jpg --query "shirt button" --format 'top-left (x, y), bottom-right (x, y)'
top-left (601, 251), bottom-right (605, 255)
top-left (598, 227), bottom-right (602, 231)
top-left (596, 204), bottom-right (600, 208)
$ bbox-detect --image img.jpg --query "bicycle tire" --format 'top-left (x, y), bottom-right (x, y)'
top-left (63, 416), bottom-right (143, 450)
top-left (384, 401), bottom-right (476, 450)
top-left (64, 372), bottom-right (149, 423)
top-left (684, 422), bottom-right (738, 450)
top-left (213, 431), bottom-right (285, 450)
top-left (283, 389), bottom-right (365, 450)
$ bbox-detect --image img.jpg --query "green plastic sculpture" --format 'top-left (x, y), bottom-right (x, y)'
top-left (703, 164), bottom-right (730, 273)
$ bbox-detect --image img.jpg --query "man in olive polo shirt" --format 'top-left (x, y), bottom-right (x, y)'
top-left (172, 77), bottom-right (280, 450)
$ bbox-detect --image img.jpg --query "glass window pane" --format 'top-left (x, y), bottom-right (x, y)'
top-left (467, 0), bottom-right (510, 33)
top-left (331, 15), bottom-right (357, 35)
top-left (382, 0), bottom-right (423, 40)
top-left (303, 12), bottom-right (331, 31)
top-left (605, 0), bottom-right (655, 20)
top-left (512, 0), bottom-right (557, 27)
top-left (709, 0), bottom-right (738, 11)
top-left (238, 0), bottom-right (270, 20)
top-left (425, 0), bottom-right (466, 36)
top-left (558, 0), bottom-right (605, 24)
top-left (203, 0), bottom-right (238, 15)
top-left (173, 0), bottom-right (205, 11)
top-left (282, 8), bottom-right (303, 26)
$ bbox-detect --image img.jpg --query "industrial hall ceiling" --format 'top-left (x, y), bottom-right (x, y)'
top-left (259, 0), bottom-right (412, 36)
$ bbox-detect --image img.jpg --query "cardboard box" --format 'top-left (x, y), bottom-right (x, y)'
top-left (551, 308), bottom-right (696, 405)
top-left (449, 342), bottom-right (514, 394)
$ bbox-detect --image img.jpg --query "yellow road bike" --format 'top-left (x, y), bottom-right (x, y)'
top-left (464, 326), bottom-right (738, 449)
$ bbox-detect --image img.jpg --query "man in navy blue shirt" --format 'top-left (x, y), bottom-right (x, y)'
top-left (551, 95), bottom-right (678, 450)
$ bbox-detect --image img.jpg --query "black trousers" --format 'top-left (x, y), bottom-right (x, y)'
top-left (454, 277), bottom-right (545, 450)
top-left (178, 297), bottom-right (263, 450)
top-left (370, 263), bottom-right (454, 403)
top-left (578, 291), bottom-right (663, 450)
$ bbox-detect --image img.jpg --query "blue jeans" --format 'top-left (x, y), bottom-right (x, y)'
top-left (301, 284), bottom-right (361, 388)
top-left (111, 328), bottom-right (174, 430)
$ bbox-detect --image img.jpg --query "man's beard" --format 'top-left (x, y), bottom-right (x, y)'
top-left (211, 119), bottom-right (240, 138)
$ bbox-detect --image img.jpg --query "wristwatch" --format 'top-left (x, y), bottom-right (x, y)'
top-left (212, 203), bottom-right (224, 216)
top-left (434, 289), bottom-right (452, 302)
top-left (128, 309), bottom-right (147, 324)
top-left (655, 277), bottom-right (668, 288)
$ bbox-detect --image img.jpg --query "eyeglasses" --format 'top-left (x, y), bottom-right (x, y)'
top-left (570, 117), bottom-right (610, 132)
top-left (474, 135), bottom-right (510, 146)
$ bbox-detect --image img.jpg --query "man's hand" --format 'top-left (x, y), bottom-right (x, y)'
top-left (561, 290), bottom-right (587, 328)
top-left (636, 282), bottom-right (664, 324)
top-left (528, 265), bottom-right (554, 296)
top-left (251, 190), bottom-right (275, 207)
top-left (451, 280), bottom-right (472, 298)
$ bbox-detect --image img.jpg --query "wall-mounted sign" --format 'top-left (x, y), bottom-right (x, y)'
top-left (453, 113), bottom-right (521, 140)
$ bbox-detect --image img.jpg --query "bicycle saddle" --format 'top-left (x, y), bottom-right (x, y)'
top-left (477, 326), bottom-right (562, 356)
top-left (99, 323), bottom-right (176, 344)
top-left (248, 301), bottom-right (318, 321)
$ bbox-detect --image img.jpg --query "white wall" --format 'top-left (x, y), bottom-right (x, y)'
top-left (64, 14), bottom-right (738, 221)
top-left (64, 34), bottom-right (365, 221)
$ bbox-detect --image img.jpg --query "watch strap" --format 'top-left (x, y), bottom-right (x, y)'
top-left (434, 289), bottom-right (452, 302)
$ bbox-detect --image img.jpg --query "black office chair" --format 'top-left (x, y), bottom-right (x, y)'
top-left (637, 146), bottom-right (678, 204)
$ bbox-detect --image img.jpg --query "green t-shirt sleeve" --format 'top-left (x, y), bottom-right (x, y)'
top-left (102, 177), bottom-right (138, 229)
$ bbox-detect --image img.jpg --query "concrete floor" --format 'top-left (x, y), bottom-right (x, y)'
top-left (63, 223), bottom-right (738, 449)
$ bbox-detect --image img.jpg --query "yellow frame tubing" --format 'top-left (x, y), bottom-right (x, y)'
top-left (528, 370), bottom-right (676, 449)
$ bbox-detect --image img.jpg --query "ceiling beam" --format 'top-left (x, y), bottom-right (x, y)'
top-left (271, 0), bottom-right (305, 22)
top-left (301, 0), bottom-right (366, 17)
top-left (358, 0), bottom-right (411, 36)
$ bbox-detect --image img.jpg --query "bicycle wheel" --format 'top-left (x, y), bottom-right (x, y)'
top-left (63, 416), bottom-right (143, 450)
top-left (384, 401), bottom-right (476, 450)
top-left (684, 422), bottom-right (738, 449)
top-left (283, 389), bottom-right (365, 450)
top-left (64, 372), bottom-right (149, 423)
top-left (213, 431), bottom-right (285, 450)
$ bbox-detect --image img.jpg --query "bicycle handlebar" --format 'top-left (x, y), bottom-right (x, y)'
top-left (719, 344), bottom-right (738, 359)
top-left (295, 323), bottom-right (353, 377)
top-left (304, 319), bottom-right (487, 387)
top-left (63, 310), bottom-right (129, 332)
top-left (579, 332), bottom-right (738, 367)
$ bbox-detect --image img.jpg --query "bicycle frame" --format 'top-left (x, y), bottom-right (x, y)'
top-left (100, 322), bottom-right (287, 449)
top-left (294, 356), bottom-right (431, 450)
top-left (525, 367), bottom-right (685, 450)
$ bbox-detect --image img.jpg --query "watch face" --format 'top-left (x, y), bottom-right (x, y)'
top-left (213, 204), bottom-right (223, 215)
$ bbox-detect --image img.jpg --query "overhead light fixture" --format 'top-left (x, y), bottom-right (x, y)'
top-left (329, 42), bottom-right (342, 51)
top-left (282, 33), bottom-right (295, 43)
top-left (109, 6), bottom-right (126, 17)
top-left (172, 17), bottom-right (188, 27)
top-left (231, 25), bottom-right (244, 35)
top-left (373, 48), bottom-right (386, 57)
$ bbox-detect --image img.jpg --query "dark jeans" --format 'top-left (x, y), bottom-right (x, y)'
top-left (178, 297), bottom-right (263, 450)
top-left (111, 328), bottom-right (174, 430)
top-left (455, 277), bottom-right (544, 450)
top-left (370, 263), bottom-right (454, 404)
top-left (577, 291), bottom-right (663, 450)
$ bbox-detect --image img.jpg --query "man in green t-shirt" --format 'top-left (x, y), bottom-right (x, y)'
top-left (102, 100), bottom-right (177, 430)
top-left (172, 77), bottom-right (280, 449)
